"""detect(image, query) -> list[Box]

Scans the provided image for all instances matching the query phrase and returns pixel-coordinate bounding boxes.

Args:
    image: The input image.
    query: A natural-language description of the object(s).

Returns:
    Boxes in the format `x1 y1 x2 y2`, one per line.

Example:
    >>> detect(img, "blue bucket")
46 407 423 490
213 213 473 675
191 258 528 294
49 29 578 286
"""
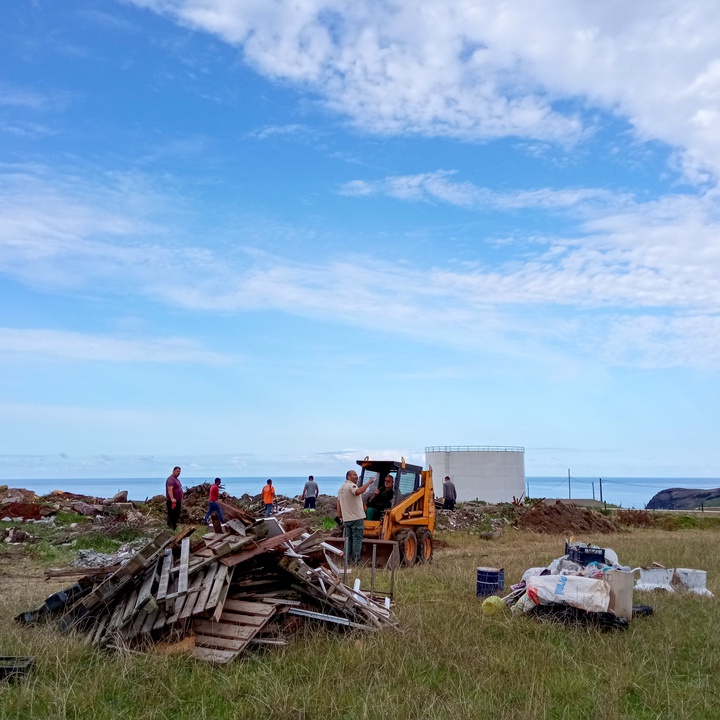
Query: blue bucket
476 566 504 597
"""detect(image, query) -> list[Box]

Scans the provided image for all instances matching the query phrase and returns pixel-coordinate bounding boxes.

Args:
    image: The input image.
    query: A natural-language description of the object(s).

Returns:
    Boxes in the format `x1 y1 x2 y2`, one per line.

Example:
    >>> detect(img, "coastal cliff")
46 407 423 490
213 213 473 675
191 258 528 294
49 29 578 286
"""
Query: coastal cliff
646 487 720 510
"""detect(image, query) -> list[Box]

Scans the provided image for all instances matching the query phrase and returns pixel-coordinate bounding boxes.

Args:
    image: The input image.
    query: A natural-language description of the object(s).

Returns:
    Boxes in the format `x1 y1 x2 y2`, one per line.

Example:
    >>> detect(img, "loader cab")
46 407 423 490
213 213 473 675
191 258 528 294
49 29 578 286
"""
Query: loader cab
356 459 423 506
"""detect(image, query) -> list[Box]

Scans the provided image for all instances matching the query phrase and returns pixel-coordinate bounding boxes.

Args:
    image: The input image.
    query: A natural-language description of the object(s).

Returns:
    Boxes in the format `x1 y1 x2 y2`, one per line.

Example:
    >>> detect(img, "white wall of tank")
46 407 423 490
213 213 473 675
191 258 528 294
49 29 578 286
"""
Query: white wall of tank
425 446 525 503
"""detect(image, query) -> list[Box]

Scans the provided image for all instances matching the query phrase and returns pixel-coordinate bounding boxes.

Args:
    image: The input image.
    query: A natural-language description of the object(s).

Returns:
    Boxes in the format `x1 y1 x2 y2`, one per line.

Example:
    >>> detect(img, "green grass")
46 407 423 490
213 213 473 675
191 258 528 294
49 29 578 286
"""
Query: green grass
2 528 720 718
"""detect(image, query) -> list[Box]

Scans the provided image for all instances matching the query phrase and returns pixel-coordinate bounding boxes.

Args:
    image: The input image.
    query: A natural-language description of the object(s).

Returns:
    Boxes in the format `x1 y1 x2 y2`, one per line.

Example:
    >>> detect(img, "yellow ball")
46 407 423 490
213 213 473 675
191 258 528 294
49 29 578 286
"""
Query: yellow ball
482 595 506 616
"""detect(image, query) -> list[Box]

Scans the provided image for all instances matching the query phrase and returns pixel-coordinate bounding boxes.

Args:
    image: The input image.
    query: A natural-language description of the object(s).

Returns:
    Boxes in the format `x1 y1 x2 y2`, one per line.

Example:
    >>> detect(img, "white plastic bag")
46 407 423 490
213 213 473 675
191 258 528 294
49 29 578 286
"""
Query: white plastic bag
526 574 610 613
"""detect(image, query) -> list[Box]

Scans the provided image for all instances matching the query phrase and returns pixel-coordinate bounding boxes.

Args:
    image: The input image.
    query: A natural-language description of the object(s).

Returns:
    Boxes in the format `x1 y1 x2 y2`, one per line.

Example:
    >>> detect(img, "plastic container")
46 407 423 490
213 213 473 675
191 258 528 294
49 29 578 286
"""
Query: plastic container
477 567 504 597
565 542 605 566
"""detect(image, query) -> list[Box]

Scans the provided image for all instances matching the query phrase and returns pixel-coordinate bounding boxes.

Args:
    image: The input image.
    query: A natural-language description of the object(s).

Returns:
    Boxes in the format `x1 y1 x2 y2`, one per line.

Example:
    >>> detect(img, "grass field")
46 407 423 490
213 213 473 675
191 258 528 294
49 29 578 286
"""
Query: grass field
1 527 719 719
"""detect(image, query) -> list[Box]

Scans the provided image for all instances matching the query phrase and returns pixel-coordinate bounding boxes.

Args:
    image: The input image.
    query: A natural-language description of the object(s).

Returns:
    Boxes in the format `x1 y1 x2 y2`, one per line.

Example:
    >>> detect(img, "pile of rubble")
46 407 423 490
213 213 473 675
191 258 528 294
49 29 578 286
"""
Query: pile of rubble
516 500 618 534
18 518 396 665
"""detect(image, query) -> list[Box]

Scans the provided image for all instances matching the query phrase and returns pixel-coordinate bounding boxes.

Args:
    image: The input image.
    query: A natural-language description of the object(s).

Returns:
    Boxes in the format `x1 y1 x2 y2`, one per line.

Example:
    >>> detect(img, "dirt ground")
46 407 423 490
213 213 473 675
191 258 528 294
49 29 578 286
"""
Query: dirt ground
0 545 67 608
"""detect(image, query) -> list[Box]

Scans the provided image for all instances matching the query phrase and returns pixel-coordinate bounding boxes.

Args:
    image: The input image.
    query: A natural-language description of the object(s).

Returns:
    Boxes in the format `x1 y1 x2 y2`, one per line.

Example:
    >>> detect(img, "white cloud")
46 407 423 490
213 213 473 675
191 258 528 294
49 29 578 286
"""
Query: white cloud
129 0 720 179
0 328 234 364
3 163 720 369
339 171 626 212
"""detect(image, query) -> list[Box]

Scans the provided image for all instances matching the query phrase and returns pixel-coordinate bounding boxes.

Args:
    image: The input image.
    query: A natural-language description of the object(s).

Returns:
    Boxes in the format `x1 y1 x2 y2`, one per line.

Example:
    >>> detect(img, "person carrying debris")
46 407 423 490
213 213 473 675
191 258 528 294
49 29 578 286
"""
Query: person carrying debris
165 466 183 529
365 474 394 521
337 469 375 564
302 475 319 511
203 478 226 525
262 479 276 517
443 475 457 511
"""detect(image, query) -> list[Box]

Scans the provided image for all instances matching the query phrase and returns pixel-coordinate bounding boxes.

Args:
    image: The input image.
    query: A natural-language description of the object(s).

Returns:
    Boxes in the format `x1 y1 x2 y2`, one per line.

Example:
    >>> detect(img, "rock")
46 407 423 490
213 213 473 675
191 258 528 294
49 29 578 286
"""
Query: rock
71 501 98 516
646 487 720 510
102 490 129 505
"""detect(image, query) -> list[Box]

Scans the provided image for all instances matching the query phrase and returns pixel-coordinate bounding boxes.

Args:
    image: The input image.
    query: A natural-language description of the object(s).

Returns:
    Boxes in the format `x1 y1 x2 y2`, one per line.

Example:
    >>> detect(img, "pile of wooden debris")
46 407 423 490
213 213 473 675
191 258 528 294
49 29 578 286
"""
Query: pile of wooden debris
17 518 396 665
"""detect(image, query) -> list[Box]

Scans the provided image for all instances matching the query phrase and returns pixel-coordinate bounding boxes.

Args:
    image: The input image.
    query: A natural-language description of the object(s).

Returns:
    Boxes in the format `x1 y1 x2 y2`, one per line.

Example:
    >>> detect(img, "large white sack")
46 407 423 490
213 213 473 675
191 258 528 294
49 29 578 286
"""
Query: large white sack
526 574 610 613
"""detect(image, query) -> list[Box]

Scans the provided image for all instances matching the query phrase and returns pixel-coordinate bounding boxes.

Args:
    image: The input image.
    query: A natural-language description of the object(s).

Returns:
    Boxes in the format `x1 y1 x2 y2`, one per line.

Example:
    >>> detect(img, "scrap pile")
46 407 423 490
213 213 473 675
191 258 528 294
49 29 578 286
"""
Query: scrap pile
497 542 637 630
17 519 395 665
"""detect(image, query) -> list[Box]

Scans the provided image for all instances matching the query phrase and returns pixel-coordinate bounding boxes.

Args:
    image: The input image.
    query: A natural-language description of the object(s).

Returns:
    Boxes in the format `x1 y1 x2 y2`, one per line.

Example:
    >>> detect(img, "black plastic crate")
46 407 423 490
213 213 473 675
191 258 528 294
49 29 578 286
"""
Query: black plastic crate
565 542 605 566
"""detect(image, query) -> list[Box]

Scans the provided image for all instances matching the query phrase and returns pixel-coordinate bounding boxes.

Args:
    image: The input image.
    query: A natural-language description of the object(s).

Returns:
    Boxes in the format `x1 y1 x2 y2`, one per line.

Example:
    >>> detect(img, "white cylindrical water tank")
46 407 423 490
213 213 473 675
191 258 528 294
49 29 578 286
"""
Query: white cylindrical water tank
425 445 525 503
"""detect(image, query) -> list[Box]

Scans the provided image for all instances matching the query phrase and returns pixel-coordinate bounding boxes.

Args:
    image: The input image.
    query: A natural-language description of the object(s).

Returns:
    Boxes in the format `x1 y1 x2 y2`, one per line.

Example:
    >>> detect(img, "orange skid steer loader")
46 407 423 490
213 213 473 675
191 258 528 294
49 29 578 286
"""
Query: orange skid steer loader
348 457 436 566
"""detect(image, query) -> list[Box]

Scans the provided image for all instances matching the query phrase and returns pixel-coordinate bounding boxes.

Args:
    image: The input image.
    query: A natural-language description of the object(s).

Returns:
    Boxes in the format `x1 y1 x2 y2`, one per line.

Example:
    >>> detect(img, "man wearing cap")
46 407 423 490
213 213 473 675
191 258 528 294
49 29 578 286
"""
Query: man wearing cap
203 478 226 525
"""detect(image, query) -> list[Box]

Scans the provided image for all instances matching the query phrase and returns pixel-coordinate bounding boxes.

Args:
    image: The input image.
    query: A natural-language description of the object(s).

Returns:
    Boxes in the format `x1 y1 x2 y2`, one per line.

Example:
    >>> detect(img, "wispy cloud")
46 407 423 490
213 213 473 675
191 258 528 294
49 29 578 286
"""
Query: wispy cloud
2 163 720 369
339 171 627 212
0 328 235 364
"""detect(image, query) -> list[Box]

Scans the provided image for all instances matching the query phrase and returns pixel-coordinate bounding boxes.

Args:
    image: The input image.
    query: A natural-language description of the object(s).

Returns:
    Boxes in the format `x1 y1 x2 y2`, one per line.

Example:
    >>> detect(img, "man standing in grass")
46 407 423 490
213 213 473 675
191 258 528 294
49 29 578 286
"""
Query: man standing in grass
302 475 319 511
337 469 374 564
262 479 276 517
443 475 457 511
166 466 183 529
203 478 225 525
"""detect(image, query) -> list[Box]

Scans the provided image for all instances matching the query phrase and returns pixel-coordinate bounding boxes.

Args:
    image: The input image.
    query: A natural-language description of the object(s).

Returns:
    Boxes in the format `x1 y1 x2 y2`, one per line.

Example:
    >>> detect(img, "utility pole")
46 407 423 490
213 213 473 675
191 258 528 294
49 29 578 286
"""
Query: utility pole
592 481 595 501
599 478 603 503
568 469 571 500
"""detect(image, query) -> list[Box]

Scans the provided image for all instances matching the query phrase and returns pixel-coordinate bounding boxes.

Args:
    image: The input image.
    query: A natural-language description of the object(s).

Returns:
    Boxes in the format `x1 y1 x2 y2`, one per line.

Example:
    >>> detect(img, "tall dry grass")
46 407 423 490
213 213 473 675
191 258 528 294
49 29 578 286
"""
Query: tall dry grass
1 528 719 719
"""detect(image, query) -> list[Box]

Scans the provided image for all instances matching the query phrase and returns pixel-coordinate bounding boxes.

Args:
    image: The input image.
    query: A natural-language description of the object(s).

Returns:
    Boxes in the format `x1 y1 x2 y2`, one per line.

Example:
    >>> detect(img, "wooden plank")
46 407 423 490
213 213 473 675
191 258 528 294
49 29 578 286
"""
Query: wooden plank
91 610 111 645
211 536 254 557
218 611 269 627
211 577 231 622
189 647 237 665
107 591 132 629
166 594 188 625
178 537 190 594
134 559 159 611
140 606 160 634
205 565 229 610
152 606 167 631
220 527 305 567
191 564 218 615
193 620 256 641
193 547 215 558
179 570 207 621
222 599 275 616
195 634 248 651
225 519 246 536
156 550 173 600
210 513 223 533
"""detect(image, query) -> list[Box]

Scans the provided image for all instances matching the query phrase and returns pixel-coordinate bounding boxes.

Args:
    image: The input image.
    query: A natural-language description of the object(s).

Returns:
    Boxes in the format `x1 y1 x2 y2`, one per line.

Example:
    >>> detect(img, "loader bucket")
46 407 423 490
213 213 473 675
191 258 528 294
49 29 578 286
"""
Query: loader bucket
323 537 400 570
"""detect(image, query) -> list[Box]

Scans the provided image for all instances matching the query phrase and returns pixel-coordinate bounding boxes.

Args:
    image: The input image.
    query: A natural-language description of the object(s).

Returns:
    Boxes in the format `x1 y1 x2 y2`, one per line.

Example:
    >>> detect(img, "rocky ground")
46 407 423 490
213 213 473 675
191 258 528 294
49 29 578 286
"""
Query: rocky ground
1 481 626 548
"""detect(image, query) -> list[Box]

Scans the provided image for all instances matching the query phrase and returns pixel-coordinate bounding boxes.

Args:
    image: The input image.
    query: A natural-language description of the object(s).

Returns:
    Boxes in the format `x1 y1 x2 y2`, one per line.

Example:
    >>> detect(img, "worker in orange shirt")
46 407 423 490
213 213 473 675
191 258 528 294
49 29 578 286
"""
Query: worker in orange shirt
262 478 276 517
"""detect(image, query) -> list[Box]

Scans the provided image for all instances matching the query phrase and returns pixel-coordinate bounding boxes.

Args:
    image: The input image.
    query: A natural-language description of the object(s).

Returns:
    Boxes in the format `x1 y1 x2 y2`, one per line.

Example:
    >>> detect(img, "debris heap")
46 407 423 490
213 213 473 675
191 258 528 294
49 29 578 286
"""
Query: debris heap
516 500 618 534
18 519 395 665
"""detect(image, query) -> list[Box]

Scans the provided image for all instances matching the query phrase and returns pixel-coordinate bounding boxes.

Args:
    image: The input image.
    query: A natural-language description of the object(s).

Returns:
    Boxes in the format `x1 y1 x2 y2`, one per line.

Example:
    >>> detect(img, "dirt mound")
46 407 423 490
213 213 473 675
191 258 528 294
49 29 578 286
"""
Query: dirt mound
516 500 618 534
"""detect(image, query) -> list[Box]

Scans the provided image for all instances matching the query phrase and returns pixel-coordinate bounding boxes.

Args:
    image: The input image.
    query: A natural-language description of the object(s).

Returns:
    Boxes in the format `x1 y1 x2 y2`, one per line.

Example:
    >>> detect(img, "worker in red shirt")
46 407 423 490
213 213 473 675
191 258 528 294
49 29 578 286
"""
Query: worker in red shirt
203 478 225 525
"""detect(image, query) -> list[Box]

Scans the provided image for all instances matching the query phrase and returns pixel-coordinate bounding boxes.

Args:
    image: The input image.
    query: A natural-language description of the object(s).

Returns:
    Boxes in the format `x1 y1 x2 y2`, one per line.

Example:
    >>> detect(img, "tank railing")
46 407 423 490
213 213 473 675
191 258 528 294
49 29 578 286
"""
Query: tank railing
424 445 525 453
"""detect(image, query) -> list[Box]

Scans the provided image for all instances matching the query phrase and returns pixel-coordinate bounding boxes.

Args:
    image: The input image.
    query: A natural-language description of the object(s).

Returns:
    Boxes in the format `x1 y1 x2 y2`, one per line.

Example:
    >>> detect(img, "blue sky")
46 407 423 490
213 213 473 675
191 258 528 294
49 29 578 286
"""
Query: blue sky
2 1 720 480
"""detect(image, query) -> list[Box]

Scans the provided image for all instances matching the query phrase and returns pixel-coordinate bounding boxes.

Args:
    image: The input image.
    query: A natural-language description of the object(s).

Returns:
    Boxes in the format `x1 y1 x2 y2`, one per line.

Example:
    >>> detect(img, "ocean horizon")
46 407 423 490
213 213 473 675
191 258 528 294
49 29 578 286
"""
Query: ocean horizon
3 475 720 509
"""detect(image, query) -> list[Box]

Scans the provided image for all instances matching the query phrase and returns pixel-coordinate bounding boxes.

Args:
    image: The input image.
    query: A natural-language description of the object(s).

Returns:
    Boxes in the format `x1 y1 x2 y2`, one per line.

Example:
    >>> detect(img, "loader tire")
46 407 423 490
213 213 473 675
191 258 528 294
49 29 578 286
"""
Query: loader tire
394 530 417 566
416 529 433 563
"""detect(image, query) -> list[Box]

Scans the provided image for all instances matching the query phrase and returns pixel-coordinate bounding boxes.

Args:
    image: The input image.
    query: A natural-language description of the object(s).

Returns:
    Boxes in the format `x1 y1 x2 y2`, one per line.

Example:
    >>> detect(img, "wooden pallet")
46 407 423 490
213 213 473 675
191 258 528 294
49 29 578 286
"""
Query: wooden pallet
190 600 278 664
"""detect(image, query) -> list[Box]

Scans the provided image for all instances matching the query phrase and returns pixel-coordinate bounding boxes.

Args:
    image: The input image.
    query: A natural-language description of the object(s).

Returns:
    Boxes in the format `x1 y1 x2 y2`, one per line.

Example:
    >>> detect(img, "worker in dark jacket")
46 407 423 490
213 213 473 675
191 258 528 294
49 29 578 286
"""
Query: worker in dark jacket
443 475 457 511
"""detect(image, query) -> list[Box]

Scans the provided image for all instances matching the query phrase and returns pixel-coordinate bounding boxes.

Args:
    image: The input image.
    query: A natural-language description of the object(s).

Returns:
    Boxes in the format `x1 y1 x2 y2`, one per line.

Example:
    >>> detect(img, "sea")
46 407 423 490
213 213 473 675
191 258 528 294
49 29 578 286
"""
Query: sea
3 475 720 509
